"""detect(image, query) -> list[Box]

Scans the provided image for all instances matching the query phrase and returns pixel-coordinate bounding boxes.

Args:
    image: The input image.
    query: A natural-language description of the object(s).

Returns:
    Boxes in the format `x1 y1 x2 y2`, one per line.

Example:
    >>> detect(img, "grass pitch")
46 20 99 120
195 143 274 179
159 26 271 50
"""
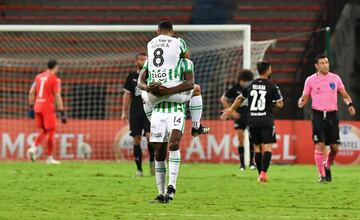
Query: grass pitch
0 161 359 220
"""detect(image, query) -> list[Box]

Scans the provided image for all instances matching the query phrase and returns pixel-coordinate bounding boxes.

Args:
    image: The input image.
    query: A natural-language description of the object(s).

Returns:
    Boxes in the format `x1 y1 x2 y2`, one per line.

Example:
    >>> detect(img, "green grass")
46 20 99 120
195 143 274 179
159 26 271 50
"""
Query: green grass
0 162 359 220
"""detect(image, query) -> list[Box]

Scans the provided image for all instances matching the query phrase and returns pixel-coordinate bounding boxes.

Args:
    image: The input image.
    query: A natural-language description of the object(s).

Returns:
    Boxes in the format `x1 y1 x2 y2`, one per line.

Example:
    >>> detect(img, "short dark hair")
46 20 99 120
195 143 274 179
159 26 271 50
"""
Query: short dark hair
257 61 271 75
237 69 254 82
135 52 146 59
158 21 173 31
47 59 58 69
315 54 328 64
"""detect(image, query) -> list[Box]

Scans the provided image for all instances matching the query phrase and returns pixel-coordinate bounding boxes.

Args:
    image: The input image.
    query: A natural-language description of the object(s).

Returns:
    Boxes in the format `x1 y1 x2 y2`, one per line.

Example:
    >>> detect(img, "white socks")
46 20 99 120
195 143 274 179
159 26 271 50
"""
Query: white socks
155 160 166 195
189 95 203 129
169 150 181 189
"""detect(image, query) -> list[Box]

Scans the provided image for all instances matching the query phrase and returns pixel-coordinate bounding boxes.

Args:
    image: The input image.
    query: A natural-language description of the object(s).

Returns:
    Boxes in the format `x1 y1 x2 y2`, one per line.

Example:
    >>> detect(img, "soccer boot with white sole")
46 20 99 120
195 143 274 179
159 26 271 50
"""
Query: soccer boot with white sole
163 185 176 203
27 147 37 162
191 125 210 137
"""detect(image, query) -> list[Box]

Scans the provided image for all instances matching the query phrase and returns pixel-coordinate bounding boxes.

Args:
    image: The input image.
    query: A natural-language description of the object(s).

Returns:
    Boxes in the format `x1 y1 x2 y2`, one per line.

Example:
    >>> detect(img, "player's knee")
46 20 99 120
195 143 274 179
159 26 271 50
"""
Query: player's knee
133 135 142 145
168 141 180 151
155 151 166 161
192 84 201 96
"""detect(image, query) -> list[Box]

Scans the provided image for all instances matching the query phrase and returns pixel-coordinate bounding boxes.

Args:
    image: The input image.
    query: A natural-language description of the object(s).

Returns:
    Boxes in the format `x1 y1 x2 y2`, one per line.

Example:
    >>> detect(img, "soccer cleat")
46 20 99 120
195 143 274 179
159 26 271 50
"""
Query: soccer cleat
324 164 332 182
240 166 245 171
318 176 326 183
191 125 210 137
257 171 268 182
150 161 155 176
135 170 143 177
149 194 165 204
163 185 176 203
27 147 37 162
249 164 256 170
46 157 61 165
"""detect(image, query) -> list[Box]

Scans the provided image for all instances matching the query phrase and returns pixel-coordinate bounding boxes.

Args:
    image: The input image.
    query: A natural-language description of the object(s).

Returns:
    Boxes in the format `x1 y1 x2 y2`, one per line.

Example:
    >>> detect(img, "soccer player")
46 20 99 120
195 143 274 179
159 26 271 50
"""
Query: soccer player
139 20 209 136
298 54 356 183
220 69 255 170
221 61 283 182
27 59 67 164
121 52 155 177
139 57 194 203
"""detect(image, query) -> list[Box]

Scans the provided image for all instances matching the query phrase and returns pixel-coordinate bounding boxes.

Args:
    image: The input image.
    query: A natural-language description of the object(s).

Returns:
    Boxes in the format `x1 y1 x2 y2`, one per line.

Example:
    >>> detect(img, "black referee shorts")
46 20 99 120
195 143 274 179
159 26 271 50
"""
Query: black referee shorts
312 110 340 145
249 126 276 145
129 114 150 137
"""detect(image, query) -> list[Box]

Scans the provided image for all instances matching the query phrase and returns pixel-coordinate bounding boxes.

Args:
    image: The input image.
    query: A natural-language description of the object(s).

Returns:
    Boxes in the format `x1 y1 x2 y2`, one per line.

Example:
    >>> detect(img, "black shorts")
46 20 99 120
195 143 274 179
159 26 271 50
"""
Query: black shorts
234 115 248 130
312 110 340 145
129 114 150 137
249 126 276 145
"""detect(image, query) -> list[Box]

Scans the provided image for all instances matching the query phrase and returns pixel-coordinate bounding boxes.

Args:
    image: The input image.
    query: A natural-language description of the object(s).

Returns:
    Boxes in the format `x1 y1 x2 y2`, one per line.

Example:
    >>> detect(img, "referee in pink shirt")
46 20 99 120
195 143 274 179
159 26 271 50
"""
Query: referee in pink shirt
298 54 356 183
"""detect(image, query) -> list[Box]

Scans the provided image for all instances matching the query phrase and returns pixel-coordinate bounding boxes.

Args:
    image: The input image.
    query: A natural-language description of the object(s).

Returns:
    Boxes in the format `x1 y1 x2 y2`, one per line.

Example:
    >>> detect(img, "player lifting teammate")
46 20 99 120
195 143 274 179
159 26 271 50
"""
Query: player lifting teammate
139 20 209 136
221 61 283 182
27 59 67 164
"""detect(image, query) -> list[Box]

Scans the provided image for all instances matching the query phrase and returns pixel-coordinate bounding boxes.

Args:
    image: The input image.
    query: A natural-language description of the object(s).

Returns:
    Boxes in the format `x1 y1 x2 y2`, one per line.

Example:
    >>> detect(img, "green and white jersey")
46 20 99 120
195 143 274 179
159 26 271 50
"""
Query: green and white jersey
146 34 189 87
153 101 186 114
143 58 194 87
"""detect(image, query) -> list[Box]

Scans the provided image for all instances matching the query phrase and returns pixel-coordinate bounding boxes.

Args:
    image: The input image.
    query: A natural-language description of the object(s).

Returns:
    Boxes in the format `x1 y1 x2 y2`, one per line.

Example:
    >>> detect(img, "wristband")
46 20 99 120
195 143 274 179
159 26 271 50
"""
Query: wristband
348 103 355 108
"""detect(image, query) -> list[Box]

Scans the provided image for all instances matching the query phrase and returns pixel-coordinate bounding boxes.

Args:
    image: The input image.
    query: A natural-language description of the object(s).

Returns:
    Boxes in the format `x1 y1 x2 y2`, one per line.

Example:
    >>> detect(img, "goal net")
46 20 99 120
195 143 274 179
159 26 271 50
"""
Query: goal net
0 25 274 162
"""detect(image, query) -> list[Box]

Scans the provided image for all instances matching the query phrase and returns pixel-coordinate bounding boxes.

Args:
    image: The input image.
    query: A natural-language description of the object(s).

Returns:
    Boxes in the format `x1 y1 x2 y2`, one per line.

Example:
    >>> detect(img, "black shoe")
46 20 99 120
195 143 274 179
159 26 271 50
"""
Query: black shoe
163 185 176 203
149 194 165 203
191 125 210 137
318 176 326 183
324 164 332 182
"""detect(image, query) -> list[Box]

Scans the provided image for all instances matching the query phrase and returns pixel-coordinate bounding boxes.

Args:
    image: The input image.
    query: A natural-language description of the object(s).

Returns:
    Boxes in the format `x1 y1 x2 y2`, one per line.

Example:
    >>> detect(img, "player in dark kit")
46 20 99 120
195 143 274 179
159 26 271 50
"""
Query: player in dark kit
221 61 283 182
122 52 155 177
220 69 256 170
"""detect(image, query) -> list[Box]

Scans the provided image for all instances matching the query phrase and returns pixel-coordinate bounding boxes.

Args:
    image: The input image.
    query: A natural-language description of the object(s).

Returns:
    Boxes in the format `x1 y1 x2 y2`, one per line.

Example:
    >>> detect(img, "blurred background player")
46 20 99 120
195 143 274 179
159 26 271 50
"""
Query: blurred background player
139 20 209 137
221 61 283 182
298 54 356 183
220 69 255 170
27 59 67 164
121 52 155 177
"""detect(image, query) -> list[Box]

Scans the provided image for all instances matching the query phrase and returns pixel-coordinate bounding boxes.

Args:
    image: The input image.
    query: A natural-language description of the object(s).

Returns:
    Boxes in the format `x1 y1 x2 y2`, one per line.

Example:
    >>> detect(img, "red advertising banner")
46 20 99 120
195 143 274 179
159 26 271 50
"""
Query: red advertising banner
1 119 359 164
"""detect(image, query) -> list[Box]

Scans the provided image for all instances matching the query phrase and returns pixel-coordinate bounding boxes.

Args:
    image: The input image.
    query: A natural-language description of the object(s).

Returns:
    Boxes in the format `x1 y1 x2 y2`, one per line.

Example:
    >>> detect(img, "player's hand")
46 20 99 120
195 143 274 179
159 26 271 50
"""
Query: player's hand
147 82 161 94
60 111 67 124
220 108 234 120
156 85 171 96
27 105 35 119
298 98 305 108
121 112 129 121
231 111 240 120
348 106 356 116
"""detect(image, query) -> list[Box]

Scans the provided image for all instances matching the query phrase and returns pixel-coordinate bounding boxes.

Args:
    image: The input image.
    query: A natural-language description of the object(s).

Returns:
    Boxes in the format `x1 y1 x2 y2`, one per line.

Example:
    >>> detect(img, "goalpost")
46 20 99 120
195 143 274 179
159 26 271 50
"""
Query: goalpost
0 25 274 162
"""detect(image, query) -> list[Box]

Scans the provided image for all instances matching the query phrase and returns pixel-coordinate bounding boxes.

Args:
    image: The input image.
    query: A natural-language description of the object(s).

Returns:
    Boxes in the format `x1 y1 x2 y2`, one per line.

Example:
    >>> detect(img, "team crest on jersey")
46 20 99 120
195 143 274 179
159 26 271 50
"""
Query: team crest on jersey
329 82 336 90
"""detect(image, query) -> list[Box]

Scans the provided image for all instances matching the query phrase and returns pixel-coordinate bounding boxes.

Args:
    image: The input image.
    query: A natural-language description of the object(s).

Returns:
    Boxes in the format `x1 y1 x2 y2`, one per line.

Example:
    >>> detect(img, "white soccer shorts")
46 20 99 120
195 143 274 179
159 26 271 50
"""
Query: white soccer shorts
149 111 186 143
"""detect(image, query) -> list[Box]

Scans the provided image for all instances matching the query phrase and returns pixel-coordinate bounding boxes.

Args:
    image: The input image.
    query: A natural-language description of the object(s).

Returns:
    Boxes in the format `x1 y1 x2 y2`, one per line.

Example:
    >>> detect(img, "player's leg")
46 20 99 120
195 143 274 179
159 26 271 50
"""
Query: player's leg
129 115 145 177
324 114 340 182
44 112 60 164
258 126 277 182
250 127 262 175
249 140 256 170
189 85 210 136
312 114 327 182
149 111 168 202
28 112 47 161
144 116 155 176
235 128 246 170
164 113 185 203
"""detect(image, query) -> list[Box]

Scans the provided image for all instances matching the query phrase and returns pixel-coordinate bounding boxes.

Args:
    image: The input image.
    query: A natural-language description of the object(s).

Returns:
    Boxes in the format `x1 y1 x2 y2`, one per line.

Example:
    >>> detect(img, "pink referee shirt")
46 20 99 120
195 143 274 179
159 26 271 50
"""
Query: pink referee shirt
303 72 345 111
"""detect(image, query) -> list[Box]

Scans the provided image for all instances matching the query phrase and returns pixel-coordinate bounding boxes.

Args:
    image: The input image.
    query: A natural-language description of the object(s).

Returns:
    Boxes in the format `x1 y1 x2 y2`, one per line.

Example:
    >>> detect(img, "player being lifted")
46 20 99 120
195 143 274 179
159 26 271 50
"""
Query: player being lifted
139 20 209 137
220 69 256 170
27 59 67 164
221 61 283 182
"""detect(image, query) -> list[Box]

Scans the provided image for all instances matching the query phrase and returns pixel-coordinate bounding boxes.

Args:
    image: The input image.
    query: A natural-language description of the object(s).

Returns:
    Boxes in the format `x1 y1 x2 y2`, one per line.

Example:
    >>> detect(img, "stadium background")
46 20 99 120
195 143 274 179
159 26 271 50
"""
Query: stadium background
1 0 360 165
